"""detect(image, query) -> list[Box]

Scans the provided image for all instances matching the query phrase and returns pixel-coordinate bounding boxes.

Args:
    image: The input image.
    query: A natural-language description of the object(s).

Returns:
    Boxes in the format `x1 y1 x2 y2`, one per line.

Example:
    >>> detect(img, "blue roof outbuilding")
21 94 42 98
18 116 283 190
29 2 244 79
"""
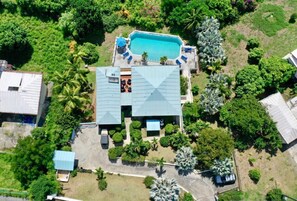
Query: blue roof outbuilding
53 150 75 171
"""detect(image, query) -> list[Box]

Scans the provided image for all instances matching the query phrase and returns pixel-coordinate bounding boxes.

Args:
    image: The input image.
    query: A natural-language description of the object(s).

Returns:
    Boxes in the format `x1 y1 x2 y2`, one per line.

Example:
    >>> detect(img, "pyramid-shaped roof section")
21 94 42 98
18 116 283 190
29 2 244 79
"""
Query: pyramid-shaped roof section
96 67 121 125
260 92 297 144
131 66 181 117
0 72 43 115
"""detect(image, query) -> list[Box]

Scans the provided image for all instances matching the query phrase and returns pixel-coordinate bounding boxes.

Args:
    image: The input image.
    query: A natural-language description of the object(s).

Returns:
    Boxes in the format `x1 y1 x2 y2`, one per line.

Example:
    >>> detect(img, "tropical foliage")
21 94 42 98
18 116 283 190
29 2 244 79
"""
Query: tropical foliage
150 178 180 201
196 17 225 69
248 47 264 65
220 95 282 152
175 147 197 173
211 158 233 176
185 120 210 135
95 167 107 191
144 176 156 189
248 169 261 183
194 128 234 169
170 132 190 150
200 88 224 115
266 188 283 201
235 65 265 97
29 175 60 201
180 76 188 95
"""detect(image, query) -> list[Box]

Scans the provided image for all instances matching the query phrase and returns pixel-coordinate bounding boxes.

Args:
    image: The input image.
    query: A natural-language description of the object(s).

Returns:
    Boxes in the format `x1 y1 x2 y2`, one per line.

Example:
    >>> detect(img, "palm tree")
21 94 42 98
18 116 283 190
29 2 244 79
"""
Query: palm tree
151 137 158 151
156 157 165 175
69 50 88 66
142 51 148 64
183 8 202 31
57 85 90 113
95 167 106 180
160 56 168 65
150 178 180 201
211 158 233 176
175 146 197 174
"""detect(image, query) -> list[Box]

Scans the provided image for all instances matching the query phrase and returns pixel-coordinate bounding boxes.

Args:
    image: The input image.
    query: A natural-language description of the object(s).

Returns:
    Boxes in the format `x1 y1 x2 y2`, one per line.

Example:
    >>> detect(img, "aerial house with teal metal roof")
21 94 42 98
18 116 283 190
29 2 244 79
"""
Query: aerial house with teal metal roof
53 150 75 182
96 66 182 131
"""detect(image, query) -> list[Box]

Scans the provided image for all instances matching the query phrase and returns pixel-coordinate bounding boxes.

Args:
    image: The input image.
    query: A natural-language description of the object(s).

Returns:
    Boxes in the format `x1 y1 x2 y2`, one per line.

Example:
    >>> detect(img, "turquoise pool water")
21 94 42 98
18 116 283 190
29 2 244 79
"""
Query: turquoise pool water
129 32 182 61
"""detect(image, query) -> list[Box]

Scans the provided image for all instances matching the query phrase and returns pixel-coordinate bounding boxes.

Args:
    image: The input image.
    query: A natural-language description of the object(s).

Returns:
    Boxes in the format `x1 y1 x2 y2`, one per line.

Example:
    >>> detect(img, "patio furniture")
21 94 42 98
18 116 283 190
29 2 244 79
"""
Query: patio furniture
184 47 192 53
128 87 132 92
122 52 129 59
181 55 188 62
127 55 133 63
127 79 131 85
176 59 182 66
121 79 126 85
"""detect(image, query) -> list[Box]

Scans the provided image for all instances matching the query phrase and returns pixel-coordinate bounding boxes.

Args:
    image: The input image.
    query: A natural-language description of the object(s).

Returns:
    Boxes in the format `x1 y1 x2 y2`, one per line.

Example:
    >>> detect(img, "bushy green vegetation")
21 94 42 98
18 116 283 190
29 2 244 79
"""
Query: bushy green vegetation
248 169 261 183
108 147 124 160
220 95 282 152
218 190 244 201
180 192 194 201
143 176 156 189
180 76 188 95
252 4 288 36
266 188 283 201
194 128 234 169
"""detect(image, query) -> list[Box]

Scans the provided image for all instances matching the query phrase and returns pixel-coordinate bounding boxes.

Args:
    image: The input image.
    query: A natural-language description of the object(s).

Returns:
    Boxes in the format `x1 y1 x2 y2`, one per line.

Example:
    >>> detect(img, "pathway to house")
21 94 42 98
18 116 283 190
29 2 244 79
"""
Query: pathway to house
73 127 216 201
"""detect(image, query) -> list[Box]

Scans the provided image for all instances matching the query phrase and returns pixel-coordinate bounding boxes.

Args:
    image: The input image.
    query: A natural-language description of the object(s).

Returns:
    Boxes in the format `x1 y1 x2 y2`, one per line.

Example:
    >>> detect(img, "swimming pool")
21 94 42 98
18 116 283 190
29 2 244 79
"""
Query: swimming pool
129 31 182 61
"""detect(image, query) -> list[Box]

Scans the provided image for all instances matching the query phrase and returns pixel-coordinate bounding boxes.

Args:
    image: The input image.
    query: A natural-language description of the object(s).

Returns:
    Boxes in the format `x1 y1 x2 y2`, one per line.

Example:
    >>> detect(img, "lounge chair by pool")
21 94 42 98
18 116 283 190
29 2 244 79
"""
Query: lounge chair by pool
184 47 192 53
176 59 182 66
181 55 188 62
127 55 133 63
122 52 129 58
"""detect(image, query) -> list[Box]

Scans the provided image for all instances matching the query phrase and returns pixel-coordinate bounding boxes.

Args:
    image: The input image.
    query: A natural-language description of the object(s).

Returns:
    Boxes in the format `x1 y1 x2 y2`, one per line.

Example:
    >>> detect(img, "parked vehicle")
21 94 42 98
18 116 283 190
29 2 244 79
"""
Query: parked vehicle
214 173 236 185
100 129 109 148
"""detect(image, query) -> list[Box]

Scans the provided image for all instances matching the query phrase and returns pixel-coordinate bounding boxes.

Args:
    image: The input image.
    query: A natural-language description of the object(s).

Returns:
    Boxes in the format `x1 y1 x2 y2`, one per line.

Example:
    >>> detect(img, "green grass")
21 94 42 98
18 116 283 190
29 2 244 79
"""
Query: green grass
191 72 209 101
252 4 288 36
0 153 23 190
0 11 70 77
225 29 247 48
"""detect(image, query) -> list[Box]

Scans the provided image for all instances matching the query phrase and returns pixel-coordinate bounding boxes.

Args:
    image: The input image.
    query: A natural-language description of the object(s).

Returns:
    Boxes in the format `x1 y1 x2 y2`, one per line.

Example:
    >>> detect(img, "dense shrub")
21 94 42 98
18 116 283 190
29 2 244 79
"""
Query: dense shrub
191 85 199 96
108 147 124 160
70 169 78 177
0 22 28 53
143 176 155 189
266 188 283 201
121 153 145 163
78 42 99 65
246 38 260 50
165 124 178 135
108 130 116 136
121 129 127 139
248 48 264 65
98 179 107 191
170 132 190 150
131 129 142 141
289 13 297 23
131 120 142 129
29 175 59 201
180 76 188 95
112 132 123 143
249 169 261 183
160 136 171 147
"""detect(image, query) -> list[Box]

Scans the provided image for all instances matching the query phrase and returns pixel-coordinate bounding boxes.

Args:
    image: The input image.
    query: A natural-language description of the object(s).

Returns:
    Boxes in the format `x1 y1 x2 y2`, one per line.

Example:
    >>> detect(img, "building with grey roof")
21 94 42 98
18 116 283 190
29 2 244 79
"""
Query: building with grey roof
96 66 182 129
260 92 297 144
0 71 46 125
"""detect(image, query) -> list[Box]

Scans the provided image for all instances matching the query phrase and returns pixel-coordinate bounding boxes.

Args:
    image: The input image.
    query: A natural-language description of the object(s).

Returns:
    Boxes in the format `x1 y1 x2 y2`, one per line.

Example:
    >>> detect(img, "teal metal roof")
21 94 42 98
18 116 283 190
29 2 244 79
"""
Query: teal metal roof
53 150 75 171
96 67 121 125
146 119 160 131
131 66 181 116
121 93 132 106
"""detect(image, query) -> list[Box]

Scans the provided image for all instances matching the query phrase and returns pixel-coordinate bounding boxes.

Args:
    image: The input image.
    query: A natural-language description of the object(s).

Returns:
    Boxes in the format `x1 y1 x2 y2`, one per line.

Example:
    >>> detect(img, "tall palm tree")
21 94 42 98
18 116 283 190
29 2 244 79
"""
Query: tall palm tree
52 70 80 93
156 157 165 175
57 85 90 113
183 8 202 31
151 137 158 151
142 51 148 64
95 167 106 180
150 178 180 201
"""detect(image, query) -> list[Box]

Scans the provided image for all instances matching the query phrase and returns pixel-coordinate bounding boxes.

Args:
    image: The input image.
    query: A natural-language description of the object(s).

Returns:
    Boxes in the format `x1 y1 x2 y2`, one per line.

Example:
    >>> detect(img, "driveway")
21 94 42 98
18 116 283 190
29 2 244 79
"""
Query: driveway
72 127 216 201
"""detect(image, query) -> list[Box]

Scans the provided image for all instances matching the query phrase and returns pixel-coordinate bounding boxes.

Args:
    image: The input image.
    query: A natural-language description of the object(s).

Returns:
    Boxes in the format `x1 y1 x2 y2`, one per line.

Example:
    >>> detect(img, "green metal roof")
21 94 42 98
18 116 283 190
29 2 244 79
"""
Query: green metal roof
146 119 160 131
96 67 121 125
131 66 181 117
53 150 75 171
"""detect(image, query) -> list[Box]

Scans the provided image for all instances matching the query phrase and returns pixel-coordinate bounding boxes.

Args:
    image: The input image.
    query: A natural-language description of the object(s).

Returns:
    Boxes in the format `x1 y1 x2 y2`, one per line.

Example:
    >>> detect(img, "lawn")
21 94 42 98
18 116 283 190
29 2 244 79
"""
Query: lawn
94 26 135 67
234 148 297 200
191 72 209 101
147 142 176 163
63 173 149 201
0 153 23 191
222 0 297 76
0 11 70 77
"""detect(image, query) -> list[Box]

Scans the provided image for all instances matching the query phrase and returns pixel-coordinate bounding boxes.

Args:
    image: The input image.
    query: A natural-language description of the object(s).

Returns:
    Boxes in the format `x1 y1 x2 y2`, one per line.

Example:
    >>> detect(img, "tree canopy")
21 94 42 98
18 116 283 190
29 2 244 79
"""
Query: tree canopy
29 175 59 201
220 95 282 152
0 22 28 53
11 136 54 188
194 128 234 169
259 57 296 89
235 65 265 97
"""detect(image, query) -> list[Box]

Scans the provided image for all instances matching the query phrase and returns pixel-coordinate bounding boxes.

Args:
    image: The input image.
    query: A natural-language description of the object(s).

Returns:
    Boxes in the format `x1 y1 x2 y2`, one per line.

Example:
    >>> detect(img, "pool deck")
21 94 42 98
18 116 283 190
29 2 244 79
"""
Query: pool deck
111 34 198 104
